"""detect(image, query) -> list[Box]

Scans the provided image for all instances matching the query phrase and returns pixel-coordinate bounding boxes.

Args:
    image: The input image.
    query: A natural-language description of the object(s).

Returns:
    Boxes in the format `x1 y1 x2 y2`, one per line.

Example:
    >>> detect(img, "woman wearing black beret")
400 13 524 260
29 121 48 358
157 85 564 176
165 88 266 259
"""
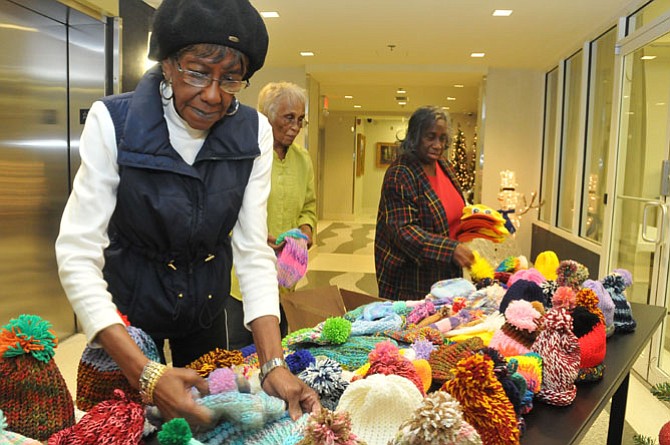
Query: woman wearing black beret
56 0 320 428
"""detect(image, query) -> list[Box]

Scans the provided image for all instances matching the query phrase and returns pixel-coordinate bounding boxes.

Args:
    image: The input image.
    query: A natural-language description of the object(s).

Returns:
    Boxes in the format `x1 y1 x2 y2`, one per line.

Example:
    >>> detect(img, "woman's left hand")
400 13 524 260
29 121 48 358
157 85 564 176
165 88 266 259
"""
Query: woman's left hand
261 366 321 420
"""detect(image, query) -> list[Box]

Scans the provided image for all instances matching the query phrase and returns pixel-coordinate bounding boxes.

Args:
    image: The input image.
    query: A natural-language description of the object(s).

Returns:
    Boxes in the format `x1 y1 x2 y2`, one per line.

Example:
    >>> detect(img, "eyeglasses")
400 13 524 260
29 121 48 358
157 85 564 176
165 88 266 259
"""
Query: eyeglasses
282 114 308 128
175 63 249 94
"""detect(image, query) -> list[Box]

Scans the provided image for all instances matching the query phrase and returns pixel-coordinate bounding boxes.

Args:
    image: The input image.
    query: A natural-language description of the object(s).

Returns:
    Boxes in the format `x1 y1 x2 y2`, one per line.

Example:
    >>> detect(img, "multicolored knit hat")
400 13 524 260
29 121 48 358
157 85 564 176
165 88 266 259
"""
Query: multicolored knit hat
0 314 75 441
428 337 484 385
489 300 543 357
583 279 615 337
571 307 606 383
276 230 309 289
48 389 144 444
602 270 637 333
509 352 543 394
555 260 590 290
0 409 41 444
531 308 581 406
336 373 423 445
389 390 482 445
77 320 161 411
442 353 520 445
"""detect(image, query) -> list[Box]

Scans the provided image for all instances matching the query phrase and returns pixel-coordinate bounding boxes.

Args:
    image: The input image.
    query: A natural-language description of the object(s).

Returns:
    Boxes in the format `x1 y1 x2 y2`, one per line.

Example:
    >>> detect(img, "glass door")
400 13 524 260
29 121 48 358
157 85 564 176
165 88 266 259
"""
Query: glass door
608 22 670 385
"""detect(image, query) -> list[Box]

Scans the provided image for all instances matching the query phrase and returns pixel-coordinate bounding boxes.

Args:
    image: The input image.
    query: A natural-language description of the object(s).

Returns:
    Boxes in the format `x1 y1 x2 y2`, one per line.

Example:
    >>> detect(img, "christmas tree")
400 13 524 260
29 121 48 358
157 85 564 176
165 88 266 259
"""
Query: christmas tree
451 125 475 198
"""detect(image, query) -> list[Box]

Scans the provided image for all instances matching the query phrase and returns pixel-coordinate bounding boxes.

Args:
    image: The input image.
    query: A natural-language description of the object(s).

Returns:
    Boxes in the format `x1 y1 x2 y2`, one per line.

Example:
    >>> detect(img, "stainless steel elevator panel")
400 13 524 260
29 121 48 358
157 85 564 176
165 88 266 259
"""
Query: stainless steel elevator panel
0 0 106 339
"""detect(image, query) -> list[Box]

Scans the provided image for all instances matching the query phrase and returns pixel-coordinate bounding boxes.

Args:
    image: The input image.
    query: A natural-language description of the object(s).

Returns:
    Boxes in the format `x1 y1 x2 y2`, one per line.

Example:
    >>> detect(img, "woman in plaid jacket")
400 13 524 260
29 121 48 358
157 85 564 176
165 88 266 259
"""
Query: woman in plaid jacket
375 106 474 300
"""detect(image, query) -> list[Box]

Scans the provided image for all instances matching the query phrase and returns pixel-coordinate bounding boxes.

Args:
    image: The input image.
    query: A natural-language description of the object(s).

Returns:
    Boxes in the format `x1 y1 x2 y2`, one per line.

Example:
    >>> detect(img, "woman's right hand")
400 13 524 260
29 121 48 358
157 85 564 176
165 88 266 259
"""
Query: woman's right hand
152 367 214 428
453 243 475 269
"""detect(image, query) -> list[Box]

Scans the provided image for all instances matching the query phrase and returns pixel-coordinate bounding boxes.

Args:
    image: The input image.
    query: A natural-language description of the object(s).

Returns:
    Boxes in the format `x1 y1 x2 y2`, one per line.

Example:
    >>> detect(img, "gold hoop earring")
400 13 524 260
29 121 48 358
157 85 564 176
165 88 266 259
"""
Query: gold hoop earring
160 79 173 100
226 96 240 116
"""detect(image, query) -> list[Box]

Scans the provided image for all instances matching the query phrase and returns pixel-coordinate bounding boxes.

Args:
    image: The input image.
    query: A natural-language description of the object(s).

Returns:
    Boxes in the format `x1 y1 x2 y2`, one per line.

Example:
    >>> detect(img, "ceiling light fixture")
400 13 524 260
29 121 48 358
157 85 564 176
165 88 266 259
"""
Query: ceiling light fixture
641 55 656 60
344 95 353 99
447 97 456 101
471 52 486 58
492 9 513 16
396 88 406 94
398 101 407 105
260 11 279 18
354 105 362 108
454 84 464 88
300 51 315 57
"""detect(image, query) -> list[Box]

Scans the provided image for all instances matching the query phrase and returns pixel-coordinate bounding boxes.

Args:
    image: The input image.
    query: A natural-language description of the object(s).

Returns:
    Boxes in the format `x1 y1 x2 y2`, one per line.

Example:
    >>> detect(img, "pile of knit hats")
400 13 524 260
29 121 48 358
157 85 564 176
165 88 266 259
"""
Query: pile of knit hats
0 314 75 441
76 313 161 410
455 204 510 244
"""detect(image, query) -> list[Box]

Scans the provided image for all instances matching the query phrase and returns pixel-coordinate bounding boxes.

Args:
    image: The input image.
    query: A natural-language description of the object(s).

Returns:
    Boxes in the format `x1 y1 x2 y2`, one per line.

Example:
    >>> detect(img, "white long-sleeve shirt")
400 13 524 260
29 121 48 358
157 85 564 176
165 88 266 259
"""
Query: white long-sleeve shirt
55 98 280 345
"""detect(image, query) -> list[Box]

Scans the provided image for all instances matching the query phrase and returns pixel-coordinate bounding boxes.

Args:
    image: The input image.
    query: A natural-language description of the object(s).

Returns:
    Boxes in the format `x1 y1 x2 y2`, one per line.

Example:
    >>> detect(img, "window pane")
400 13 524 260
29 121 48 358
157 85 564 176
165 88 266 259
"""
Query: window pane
581 27 616 243
540 68 559 224
627 0 670 34
557 50 584 231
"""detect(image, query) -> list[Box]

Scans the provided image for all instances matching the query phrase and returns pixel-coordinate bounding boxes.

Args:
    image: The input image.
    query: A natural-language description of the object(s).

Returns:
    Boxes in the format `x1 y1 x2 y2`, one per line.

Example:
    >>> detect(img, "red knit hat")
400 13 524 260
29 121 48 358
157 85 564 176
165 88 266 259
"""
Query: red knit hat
531 308 581 406
0 314 75 441
364 341 425 395
571 306 606 383
48 389 144 444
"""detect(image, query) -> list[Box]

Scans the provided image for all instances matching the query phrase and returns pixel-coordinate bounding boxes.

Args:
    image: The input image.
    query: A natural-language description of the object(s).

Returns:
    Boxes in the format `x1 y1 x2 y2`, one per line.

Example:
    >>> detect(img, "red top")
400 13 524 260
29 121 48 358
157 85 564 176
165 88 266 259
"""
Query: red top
428 161 465 239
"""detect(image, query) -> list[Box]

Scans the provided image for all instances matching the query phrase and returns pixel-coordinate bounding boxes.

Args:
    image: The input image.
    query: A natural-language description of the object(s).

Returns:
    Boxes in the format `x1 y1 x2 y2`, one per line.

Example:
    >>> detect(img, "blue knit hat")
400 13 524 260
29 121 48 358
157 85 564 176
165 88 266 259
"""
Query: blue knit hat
601 270 636 333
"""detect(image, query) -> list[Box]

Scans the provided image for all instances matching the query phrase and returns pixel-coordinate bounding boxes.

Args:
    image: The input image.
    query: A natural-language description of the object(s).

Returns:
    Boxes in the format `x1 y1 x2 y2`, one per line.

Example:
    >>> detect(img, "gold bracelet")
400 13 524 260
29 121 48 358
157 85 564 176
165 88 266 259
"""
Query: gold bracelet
139 360 168 405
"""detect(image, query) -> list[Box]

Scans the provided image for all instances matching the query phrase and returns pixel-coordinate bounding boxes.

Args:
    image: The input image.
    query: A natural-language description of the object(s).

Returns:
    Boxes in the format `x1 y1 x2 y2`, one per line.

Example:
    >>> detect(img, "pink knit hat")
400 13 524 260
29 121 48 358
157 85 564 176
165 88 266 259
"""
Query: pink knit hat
489 300 543 357
276 235 309 288
531 308 581 406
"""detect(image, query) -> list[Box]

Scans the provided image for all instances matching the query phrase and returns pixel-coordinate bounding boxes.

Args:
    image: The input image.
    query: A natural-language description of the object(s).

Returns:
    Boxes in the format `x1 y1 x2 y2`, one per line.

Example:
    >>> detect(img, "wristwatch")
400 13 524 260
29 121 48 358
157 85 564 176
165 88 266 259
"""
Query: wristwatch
259 357 288 384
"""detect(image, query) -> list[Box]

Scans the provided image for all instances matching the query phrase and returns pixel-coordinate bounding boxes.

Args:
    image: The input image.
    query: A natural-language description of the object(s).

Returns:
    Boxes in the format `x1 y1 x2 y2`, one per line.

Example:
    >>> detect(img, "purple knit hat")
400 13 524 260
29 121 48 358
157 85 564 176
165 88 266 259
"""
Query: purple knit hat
583 279 615 337
276 235 309 288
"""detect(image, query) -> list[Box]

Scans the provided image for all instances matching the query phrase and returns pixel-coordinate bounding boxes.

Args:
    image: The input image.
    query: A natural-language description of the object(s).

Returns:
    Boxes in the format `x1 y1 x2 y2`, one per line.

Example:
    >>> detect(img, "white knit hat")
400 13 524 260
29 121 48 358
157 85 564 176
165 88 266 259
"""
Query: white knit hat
336 374 423 445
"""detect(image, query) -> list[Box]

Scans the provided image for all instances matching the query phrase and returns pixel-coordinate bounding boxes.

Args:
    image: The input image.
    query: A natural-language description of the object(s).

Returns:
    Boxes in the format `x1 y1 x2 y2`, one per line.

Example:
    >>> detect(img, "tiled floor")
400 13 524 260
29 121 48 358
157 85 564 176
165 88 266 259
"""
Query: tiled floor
54 219 670 444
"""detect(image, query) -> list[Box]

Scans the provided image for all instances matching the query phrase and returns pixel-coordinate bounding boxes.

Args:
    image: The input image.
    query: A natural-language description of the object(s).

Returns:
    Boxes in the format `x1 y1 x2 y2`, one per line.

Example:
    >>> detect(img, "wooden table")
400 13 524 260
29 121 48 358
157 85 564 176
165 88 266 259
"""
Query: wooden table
522 303 665 445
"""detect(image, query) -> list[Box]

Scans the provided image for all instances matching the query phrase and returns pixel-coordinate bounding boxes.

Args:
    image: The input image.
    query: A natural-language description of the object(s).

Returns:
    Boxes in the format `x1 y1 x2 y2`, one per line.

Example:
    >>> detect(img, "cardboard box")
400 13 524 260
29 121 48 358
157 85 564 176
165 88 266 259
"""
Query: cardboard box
281 285 386 332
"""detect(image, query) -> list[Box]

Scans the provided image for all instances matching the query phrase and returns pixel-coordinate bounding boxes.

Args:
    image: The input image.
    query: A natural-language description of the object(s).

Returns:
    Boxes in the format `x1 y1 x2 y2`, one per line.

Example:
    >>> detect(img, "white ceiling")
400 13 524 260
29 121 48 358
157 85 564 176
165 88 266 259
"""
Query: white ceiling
143 0 644 114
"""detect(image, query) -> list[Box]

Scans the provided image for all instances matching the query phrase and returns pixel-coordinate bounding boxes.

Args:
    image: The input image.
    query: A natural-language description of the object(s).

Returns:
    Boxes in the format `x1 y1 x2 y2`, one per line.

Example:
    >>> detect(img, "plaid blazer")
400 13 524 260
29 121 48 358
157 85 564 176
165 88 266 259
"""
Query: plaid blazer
375 154 466 300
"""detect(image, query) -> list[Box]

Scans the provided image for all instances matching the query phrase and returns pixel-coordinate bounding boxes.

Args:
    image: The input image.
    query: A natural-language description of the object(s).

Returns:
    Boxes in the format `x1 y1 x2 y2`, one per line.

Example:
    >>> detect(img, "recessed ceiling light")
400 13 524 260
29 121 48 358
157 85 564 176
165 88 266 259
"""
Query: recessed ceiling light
353 105 362 108
300 51 315 57
442 106 450 110
641 55 656 60
492 9 513 16
398 101 407 105
454 84 464 88
260 11 279 18
396 88 406 94
471 52 486 58
344 95 353 99
447 97 456 101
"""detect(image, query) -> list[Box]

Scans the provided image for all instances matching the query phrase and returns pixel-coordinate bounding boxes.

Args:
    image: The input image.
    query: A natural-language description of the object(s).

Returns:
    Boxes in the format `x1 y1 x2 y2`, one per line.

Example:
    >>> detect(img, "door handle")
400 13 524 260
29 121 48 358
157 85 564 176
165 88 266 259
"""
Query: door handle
642 201 666 245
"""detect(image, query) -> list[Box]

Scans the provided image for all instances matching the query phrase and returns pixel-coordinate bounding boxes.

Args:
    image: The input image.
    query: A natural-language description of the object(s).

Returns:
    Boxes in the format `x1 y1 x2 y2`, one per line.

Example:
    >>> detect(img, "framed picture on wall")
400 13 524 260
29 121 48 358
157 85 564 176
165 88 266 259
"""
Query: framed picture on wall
376 142 399 167
356 133 366 176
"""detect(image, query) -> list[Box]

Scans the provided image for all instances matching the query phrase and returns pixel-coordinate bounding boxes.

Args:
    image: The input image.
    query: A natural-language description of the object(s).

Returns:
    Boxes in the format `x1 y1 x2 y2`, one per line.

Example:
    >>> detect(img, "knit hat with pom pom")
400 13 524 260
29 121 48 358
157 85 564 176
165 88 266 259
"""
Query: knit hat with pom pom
531 308 581 406
76 315 161 411
489 300 544 357
364 340 425 395
442 353 520 445
389 390 482 445
0 314 75 441
571 306 606 383
429 337 484 385
336 373 423 445
583 279 616 337
498 279 547 314
555 260 590 290
602 270 637 333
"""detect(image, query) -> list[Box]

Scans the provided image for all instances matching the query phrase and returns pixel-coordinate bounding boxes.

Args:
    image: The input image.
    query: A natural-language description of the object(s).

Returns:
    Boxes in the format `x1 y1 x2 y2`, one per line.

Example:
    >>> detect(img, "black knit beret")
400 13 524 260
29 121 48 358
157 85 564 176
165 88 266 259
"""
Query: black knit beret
148 0 269 80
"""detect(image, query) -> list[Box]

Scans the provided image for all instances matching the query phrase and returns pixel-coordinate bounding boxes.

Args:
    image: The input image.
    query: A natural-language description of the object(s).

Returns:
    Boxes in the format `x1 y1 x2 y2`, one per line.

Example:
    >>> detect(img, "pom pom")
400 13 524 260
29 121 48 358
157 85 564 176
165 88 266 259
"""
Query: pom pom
552 286 576 310
322 317 352 344
411 339 437 361
0 314 57 362
470 250 495 281
158 418 193 445
208 367 238 394
300 407 364 445
556 260 589 290
285 349 316 374
505 300 542 332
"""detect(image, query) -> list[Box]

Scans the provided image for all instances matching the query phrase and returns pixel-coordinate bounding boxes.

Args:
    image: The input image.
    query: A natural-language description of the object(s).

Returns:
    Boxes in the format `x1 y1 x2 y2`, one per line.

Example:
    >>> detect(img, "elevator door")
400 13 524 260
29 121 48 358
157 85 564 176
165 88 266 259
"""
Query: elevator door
0 0 105 339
